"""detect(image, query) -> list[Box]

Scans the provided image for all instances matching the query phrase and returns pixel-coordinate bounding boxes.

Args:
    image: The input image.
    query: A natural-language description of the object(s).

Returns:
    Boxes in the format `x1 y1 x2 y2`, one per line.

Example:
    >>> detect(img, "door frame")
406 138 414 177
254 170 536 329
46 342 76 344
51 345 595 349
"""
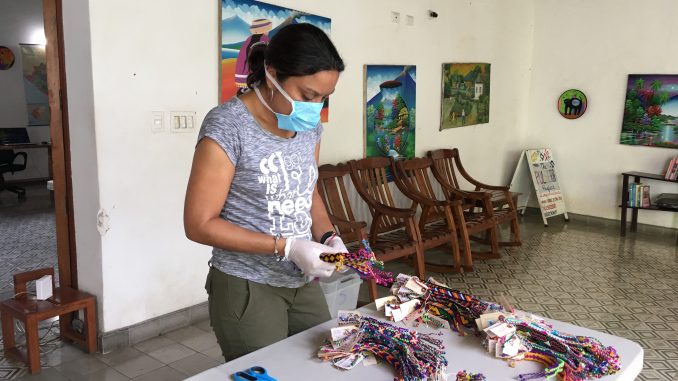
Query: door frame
43 0 77 288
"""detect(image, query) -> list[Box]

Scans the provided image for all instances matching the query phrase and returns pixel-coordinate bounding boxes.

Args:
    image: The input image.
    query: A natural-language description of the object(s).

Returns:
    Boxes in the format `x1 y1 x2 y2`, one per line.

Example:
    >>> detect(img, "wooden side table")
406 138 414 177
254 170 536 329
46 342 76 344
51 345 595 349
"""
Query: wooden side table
0 269 97 374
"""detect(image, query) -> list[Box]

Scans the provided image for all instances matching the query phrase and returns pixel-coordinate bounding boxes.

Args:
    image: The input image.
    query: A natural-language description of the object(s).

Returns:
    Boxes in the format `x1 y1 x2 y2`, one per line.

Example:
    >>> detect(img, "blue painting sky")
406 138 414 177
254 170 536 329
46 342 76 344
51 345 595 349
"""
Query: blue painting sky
222 0 330 33
366 65 417 100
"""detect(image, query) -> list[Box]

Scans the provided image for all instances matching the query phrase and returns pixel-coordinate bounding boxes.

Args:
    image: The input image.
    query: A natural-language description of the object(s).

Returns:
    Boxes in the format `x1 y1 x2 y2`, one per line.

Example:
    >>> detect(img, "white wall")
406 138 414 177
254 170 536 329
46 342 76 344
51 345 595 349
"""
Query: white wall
0 0 51 180
61 0 104 323
527 0 678 228
75 0 534 331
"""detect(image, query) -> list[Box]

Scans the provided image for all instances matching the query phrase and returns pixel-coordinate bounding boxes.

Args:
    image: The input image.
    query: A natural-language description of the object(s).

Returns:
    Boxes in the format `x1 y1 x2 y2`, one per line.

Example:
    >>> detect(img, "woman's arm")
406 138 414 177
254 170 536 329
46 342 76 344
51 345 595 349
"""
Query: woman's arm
184 138 285 254
310 141 335 242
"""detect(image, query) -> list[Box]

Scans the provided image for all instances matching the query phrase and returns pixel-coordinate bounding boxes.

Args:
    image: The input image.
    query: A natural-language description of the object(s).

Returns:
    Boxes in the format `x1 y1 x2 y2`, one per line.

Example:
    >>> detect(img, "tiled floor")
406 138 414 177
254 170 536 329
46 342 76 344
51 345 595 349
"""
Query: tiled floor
2 190 678 379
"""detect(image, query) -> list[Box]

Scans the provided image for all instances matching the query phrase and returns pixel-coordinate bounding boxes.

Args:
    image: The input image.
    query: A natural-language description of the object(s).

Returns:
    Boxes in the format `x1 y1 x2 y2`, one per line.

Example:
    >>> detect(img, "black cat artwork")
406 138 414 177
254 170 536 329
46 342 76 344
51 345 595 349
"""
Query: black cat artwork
558 89 587 119
563 96 583 115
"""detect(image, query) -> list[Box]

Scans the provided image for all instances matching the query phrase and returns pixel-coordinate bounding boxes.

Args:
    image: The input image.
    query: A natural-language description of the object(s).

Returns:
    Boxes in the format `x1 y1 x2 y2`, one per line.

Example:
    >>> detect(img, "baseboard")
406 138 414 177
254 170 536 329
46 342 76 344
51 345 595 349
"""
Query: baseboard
98 302 209 354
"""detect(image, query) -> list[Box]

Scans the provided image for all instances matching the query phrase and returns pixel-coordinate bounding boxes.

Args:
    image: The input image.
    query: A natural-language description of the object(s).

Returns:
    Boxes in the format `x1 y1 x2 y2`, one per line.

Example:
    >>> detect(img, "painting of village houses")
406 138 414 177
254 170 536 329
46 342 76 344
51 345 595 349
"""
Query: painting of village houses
620 74 678 148
364 65 416 161
220 0 331 121
440 63 491 130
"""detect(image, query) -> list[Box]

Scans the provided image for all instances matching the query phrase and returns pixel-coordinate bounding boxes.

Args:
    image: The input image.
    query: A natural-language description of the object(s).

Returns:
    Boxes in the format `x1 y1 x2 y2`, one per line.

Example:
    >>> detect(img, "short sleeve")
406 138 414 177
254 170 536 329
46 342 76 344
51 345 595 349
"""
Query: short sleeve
315 122 324 144
197 105 241 167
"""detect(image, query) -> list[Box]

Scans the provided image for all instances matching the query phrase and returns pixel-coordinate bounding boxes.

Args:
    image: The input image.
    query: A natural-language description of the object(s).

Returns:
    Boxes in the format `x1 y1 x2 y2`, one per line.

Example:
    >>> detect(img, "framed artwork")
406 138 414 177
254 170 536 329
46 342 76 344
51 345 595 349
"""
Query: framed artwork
620 74 678 148
0 46 15 70
557 89 587 119
440 63 490 130
363 65 416 160
219 0 331 122
20 44 49 126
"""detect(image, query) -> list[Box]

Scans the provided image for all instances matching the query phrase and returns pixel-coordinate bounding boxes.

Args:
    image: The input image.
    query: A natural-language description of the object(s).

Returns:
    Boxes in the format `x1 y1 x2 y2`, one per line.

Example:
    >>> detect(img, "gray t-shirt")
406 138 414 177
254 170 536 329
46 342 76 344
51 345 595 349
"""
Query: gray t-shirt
197 97 323 288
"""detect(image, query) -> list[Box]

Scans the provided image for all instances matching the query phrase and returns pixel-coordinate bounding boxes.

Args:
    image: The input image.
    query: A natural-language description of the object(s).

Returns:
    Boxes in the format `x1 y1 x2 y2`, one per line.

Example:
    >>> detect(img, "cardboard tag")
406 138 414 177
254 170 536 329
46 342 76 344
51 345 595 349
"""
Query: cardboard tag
391 299 420 322
477 312 504 330
502 335 521 357
384 303 397 317
375 296 398 311
404 277 428 295
487 338 497 353
337 310 362 326
485 322 515 339
331 325 358 342
333 353 365 370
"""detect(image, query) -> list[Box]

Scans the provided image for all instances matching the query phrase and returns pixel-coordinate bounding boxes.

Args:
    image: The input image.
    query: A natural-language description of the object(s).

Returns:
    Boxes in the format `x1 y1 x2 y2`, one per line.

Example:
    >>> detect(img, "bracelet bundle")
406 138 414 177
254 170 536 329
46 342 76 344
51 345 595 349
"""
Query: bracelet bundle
319 239 393 286
318 312 447 381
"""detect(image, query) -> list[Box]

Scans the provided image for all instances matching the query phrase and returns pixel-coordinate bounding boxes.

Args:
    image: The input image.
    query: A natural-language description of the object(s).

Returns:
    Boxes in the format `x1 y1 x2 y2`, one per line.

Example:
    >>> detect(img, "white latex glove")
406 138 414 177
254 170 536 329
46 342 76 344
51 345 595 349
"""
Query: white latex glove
284 237 337 278
325 235 348 253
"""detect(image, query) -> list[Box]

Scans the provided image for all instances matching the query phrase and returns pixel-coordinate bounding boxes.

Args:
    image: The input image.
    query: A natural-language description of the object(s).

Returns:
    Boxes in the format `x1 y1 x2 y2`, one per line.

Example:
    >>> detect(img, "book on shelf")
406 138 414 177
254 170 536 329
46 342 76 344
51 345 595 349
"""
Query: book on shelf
641 185 651 208
628 183 650 207
666 157 677 180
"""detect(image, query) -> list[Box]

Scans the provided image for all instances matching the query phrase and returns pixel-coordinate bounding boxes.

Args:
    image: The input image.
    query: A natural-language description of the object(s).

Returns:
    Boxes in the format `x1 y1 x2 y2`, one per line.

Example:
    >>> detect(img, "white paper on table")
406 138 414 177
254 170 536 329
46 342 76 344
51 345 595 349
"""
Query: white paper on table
375 296 397 311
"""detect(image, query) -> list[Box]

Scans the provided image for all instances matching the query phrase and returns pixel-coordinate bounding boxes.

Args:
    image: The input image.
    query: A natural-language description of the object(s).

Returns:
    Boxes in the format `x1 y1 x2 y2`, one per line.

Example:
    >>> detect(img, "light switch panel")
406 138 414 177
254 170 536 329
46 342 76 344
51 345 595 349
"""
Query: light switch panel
150 111 164 133
170 111 197 133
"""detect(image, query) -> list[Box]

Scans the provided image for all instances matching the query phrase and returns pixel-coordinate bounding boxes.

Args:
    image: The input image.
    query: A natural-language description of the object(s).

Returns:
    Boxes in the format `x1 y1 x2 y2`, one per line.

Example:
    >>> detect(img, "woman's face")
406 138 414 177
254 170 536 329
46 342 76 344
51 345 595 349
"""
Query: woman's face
267 69 340 115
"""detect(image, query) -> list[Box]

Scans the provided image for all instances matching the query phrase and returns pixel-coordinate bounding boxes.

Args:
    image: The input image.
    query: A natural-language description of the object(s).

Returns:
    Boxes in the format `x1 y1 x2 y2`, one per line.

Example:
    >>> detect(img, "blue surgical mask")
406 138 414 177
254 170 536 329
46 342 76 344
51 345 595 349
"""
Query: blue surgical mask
253 70 323 132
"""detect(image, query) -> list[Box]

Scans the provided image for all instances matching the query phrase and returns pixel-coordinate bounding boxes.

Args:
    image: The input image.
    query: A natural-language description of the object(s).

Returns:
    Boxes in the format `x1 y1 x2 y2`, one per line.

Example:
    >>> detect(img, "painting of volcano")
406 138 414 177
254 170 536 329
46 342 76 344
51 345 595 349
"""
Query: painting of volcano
620 74 678 148
220 0 331 122
364 65 416 161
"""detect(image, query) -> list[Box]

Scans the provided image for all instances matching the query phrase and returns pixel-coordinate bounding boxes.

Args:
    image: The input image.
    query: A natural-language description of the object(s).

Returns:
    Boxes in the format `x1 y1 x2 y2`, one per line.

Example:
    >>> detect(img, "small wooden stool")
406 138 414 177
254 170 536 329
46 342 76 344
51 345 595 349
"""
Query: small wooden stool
0 268 97 374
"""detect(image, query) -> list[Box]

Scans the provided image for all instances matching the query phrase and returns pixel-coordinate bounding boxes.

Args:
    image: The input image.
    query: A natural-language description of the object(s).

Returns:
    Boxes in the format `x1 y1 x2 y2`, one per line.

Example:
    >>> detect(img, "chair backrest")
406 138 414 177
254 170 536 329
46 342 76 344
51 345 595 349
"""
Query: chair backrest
13 267 55 300
317 163 363 244
0 149 15 165
349 157 406 233
394 157 445 224
427 148 461 189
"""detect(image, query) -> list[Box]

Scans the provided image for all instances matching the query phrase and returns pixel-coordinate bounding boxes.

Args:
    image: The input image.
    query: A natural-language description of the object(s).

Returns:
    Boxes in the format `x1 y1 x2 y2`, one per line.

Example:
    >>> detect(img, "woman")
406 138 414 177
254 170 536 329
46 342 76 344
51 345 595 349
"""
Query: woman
184 23 347 361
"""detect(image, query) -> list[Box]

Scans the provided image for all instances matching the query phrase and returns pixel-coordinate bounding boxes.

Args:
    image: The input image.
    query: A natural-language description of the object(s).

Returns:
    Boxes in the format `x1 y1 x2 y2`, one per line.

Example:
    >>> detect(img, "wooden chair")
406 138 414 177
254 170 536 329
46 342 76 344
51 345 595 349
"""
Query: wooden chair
317 163 376 300
428 148 522 247
347 157 427 282
1 268 97 374
391 157 465 272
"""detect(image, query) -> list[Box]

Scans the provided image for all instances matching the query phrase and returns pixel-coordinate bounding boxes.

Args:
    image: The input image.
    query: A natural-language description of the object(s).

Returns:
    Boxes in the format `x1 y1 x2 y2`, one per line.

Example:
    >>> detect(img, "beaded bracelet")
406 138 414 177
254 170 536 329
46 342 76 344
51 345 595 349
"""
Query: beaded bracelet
319 240 393 286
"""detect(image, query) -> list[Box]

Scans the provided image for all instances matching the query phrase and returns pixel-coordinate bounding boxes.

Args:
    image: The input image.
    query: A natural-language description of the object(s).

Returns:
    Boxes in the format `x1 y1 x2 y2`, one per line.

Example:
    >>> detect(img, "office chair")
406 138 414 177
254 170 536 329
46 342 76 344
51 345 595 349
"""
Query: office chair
0 149 28 199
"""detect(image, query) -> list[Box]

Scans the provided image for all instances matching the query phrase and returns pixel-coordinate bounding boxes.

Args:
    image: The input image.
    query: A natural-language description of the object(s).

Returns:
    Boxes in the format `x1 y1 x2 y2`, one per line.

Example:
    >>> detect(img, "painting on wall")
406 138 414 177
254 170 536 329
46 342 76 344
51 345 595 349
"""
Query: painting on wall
220 0 331 122
364 65 416 161
620 75 678 148
557 89 587 119
20 44 49 126
0 46 15 70
440 63 490 130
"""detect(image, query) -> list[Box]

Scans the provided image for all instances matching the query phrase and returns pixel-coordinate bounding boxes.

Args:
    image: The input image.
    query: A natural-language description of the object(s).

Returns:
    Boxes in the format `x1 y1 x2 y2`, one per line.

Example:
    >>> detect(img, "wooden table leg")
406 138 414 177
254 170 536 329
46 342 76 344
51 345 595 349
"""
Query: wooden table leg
1 309 16 351
620 174 629 236
631 176 640 232
25 317 41 374
84 300 97 353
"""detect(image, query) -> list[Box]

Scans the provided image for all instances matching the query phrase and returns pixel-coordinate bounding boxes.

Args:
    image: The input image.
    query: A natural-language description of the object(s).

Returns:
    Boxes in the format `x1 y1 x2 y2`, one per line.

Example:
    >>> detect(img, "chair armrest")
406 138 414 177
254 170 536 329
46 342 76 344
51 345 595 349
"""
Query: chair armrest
452 155 508 191
329 215 368 231
14 152 28 169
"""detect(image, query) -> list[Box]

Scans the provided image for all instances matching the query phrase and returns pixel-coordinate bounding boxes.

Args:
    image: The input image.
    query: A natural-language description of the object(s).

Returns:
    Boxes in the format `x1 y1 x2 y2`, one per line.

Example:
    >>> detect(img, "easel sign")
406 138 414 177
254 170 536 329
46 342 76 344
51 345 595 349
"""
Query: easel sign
510 148 569 226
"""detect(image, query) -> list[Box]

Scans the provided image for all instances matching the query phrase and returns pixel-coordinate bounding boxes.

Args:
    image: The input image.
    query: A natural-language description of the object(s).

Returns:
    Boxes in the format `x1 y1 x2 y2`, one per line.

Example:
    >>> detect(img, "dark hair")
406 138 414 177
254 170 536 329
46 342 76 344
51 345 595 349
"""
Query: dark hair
247 23 344 89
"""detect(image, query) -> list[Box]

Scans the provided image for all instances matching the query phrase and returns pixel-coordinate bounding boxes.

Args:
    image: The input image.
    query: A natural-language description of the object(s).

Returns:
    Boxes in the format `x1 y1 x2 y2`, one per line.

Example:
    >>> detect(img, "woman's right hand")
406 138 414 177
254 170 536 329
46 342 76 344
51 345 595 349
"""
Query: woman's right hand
284 238 337 278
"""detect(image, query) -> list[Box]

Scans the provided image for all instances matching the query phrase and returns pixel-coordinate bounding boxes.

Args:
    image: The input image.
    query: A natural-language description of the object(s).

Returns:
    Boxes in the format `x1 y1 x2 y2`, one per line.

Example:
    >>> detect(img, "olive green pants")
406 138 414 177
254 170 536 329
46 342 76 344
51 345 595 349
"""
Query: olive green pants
205 267 331 361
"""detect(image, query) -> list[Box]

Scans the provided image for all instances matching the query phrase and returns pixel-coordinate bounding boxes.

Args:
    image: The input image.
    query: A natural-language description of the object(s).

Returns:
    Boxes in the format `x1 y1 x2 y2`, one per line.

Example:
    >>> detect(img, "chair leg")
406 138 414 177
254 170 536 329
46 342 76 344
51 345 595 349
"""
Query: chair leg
25 317 41 374
407 220 426 280
84 301 97 353
1 309 16 352
367 280 378 302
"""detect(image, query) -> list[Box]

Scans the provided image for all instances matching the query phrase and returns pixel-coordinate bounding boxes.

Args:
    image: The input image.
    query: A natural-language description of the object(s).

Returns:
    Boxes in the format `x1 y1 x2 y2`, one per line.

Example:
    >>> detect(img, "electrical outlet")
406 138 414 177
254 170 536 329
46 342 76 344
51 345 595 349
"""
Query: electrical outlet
406 15 414 26
391 11 400 23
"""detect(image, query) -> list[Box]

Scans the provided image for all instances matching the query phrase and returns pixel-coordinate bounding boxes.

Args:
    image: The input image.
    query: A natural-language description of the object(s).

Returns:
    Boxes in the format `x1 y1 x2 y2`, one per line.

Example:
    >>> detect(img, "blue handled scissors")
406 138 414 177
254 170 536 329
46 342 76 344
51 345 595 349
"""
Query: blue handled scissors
233 366 277 381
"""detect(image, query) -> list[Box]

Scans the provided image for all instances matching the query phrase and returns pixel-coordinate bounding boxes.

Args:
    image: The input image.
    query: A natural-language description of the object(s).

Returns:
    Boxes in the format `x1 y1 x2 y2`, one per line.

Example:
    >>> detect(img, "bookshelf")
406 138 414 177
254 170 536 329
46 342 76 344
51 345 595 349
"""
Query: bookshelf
619 171 678 236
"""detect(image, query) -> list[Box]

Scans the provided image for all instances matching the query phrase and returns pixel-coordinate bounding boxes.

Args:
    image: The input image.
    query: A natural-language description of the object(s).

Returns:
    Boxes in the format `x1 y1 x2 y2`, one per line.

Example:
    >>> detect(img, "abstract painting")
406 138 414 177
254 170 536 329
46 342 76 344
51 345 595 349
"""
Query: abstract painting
620 74 678 148
364 65 416 160
20 44 49 126
220 0 331 122
440 63 490 130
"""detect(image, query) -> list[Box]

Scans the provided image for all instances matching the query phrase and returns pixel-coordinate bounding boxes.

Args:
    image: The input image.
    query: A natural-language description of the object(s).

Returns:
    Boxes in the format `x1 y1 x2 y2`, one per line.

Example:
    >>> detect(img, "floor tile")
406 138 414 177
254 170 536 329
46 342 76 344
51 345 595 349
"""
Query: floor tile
133 336 175 354
54 356 108 378
168 353 220 377
146 342 196 364
131 366 185 381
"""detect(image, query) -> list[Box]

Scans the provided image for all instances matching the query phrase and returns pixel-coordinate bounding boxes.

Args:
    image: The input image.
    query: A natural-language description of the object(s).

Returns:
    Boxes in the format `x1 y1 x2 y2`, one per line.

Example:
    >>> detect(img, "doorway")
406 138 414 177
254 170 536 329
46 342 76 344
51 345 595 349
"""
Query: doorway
0 0 76 299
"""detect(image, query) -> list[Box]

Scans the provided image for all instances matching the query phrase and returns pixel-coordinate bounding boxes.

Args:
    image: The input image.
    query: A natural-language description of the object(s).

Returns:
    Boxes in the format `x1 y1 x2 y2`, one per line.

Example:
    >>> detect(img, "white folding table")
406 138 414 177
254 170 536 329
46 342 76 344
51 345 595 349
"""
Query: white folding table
188 304 643 381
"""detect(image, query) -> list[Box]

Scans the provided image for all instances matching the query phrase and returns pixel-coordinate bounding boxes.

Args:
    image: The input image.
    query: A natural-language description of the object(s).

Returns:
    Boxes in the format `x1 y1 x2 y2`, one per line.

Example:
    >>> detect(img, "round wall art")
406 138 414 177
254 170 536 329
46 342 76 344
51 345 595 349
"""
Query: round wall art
558 89 587 119
0 46 15 70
